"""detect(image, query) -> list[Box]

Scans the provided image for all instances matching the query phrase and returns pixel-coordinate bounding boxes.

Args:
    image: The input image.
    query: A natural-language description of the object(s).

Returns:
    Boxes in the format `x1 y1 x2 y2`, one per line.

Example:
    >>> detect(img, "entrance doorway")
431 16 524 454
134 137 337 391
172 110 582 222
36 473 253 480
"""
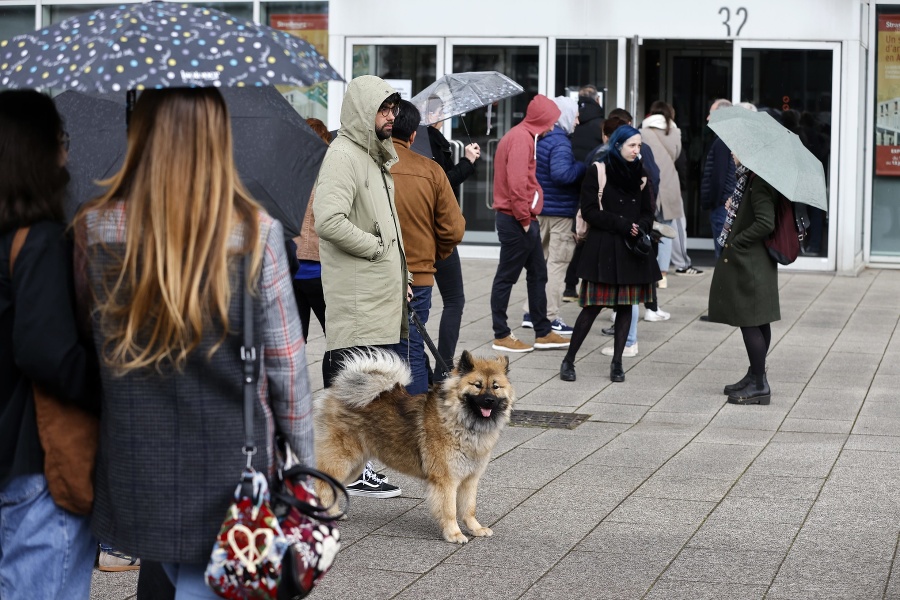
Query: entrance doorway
641 41 733 246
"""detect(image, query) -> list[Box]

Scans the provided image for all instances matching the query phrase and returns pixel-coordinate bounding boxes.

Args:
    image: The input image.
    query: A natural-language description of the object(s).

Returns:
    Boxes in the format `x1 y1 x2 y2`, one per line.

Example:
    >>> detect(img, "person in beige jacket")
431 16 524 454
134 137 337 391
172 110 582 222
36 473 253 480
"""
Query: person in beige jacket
640 101 703 279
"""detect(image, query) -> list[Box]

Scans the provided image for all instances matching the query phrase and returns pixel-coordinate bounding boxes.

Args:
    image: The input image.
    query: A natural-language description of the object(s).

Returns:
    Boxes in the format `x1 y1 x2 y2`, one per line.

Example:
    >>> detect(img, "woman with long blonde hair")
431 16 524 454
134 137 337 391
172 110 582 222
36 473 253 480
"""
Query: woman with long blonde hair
76 87 312 597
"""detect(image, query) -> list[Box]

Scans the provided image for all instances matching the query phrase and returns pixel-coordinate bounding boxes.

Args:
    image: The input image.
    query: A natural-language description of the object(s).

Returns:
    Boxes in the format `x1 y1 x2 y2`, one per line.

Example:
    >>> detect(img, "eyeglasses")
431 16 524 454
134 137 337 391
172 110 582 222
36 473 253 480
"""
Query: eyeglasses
60 130 70 152
378 104 400 118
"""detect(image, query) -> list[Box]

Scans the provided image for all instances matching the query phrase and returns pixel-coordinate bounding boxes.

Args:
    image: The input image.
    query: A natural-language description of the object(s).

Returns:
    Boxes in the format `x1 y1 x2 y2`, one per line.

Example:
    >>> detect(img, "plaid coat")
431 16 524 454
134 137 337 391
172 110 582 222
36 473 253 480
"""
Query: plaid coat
83 206 313 563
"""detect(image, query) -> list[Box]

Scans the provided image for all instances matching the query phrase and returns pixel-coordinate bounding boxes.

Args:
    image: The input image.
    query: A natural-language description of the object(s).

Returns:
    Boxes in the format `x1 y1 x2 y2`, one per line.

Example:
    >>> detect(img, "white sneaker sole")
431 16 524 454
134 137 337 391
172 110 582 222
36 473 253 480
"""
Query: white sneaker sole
601 346 638 357
346 487 402 498
534 342 570 349
644 314 670 322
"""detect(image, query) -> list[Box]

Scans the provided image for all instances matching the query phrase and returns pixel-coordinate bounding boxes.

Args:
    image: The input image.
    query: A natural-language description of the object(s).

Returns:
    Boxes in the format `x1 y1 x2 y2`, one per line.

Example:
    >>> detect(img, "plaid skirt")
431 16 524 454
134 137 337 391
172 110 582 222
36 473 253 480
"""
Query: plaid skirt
579 280 655 307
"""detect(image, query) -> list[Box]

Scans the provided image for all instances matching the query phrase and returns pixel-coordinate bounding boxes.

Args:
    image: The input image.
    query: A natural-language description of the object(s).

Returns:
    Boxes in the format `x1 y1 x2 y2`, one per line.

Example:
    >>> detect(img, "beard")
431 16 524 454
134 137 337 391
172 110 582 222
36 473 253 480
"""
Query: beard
375 123 392 140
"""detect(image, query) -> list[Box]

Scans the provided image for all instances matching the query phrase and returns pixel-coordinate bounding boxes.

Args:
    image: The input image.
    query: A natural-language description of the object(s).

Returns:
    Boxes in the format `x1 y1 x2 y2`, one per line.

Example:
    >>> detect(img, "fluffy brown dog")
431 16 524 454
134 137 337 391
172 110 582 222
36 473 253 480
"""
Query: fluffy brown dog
314 348 514 543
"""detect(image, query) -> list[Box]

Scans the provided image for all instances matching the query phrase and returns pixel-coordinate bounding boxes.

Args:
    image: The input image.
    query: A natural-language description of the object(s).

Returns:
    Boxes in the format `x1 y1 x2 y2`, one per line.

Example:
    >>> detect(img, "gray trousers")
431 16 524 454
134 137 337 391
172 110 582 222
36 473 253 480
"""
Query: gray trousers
670 215 692 270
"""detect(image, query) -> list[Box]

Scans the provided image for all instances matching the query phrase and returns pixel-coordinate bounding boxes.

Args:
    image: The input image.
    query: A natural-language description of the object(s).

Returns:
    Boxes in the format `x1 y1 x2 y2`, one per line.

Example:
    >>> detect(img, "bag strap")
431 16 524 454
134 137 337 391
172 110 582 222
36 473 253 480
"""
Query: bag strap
241 254 258 468
594 162 606 210
407 299 451 380
8 227 30 277
275 465 349 521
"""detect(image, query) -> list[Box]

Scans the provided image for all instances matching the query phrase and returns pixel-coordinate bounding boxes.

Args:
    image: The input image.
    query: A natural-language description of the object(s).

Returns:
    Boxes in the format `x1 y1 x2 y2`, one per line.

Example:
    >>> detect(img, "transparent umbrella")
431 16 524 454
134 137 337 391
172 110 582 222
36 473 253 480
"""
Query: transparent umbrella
709 106 827 212
410 71 524 134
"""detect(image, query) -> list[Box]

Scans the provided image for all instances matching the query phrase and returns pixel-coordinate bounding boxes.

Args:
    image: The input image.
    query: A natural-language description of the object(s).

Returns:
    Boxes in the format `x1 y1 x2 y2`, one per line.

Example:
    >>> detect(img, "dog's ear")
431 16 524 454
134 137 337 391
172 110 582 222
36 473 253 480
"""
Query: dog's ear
457 350 475 376
498 354 510 375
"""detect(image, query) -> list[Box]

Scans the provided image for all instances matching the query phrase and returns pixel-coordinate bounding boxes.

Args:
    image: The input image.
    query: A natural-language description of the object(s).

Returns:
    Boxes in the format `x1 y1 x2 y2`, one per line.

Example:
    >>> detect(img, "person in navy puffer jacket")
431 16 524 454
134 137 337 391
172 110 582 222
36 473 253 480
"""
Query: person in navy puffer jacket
521 96 586 336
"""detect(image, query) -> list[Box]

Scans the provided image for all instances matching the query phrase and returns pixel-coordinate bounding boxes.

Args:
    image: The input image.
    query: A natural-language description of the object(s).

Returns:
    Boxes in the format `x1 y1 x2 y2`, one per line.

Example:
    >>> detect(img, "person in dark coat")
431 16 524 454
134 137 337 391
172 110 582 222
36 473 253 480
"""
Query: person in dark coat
572 98 605 162
559 125 660 383
700 99 736 258
708 155 779 406
424 98 480 380
0 89 100 600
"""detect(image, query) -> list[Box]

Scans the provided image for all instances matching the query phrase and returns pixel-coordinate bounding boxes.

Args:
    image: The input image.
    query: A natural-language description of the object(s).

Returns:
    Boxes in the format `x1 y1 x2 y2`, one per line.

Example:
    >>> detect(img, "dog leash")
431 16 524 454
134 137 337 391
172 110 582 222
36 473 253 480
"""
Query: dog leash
406 299 452 381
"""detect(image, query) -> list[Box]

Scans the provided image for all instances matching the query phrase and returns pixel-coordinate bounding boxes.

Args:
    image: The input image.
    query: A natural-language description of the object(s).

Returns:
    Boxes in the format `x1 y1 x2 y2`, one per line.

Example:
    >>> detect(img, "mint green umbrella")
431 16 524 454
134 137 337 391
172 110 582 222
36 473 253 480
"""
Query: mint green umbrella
708 106 827 212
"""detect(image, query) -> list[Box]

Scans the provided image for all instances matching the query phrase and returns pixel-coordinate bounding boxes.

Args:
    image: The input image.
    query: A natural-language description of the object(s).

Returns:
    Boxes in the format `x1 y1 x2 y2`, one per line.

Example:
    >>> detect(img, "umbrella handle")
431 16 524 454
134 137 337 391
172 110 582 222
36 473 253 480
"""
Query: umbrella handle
126 89 136 129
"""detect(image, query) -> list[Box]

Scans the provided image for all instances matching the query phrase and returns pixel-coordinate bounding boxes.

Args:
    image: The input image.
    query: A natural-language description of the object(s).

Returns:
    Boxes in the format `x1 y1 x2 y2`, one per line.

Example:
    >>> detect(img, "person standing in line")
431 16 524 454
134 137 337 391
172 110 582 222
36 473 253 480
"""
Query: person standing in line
490 94 571 353
522 96 585 336
289 117 331 341
559 125 660 383
708 153 779 405
0 89 100 600
700 99 736 259
640 100 703 279
571 86 605 163
424 95 480 381
76 88 314 598
390 100 466 393
314 75 406 498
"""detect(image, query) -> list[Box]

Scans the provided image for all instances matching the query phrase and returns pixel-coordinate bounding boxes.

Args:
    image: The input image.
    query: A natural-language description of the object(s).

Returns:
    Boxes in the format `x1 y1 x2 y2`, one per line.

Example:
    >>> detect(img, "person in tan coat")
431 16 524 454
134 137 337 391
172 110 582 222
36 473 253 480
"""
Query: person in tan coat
390 100 466 394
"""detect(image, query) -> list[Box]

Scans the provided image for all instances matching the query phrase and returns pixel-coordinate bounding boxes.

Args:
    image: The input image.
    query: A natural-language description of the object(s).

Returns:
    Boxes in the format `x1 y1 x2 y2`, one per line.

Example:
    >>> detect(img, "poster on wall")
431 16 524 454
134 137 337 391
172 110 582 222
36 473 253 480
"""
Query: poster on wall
269 13 329 121
876 14 900 176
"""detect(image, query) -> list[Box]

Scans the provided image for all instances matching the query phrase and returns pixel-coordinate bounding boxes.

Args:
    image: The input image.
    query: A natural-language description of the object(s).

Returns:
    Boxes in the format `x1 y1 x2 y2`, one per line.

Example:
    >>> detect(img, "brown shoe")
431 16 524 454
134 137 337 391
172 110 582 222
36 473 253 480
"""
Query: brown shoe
492 333 533 353
534 331 571 349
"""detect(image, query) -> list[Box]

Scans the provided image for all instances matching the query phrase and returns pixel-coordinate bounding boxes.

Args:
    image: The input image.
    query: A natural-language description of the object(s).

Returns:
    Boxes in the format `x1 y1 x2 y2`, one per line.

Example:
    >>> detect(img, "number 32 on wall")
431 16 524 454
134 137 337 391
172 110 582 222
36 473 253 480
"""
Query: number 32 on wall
720 6 748 37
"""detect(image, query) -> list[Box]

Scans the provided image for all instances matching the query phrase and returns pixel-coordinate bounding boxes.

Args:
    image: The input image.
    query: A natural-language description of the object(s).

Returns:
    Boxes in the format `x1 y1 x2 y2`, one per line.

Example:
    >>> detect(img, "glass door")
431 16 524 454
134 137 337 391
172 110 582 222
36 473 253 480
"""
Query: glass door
345 37 443 100
446 38 546 243
733 41 841 271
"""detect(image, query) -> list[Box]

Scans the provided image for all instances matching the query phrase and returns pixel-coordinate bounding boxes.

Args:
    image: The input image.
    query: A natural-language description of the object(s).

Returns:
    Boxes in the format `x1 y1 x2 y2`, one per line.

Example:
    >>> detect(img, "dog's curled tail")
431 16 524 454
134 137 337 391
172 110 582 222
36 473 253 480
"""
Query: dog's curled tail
329 348 412 408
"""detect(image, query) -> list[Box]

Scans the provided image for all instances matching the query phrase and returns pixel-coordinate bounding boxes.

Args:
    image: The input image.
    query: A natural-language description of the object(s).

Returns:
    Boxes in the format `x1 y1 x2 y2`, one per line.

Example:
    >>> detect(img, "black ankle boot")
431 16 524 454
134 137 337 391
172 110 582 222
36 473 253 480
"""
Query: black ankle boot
610 360 625 383
723 368 753 395
560 359 576 382
727 374 770 405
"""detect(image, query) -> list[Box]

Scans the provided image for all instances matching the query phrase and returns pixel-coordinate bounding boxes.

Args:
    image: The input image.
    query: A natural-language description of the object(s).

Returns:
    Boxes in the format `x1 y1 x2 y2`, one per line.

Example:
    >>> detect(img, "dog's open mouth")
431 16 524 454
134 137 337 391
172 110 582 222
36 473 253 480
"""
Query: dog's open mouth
467 393 504 420
480 408 492 418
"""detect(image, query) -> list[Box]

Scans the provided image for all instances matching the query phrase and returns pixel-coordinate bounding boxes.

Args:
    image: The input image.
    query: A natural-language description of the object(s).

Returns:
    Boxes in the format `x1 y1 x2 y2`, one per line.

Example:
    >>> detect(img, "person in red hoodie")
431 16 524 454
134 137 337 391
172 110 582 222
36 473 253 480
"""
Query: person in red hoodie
490 95 571 352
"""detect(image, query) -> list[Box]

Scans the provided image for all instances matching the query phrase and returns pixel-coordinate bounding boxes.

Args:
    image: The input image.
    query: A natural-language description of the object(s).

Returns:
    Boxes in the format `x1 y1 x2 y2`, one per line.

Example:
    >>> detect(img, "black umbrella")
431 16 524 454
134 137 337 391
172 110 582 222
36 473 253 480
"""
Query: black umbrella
0 2 342 92
56 86 327 237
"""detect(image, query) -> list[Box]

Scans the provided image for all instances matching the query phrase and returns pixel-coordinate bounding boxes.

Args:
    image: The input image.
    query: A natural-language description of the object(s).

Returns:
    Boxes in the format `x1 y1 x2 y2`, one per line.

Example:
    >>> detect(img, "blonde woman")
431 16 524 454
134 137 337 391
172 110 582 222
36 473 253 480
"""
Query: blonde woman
76 88 313 597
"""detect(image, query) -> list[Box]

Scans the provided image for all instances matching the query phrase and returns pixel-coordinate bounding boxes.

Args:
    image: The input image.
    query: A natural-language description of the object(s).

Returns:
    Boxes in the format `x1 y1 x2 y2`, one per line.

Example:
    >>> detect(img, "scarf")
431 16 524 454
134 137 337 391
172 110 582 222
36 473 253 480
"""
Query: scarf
603 153 643 196
717 164 750 247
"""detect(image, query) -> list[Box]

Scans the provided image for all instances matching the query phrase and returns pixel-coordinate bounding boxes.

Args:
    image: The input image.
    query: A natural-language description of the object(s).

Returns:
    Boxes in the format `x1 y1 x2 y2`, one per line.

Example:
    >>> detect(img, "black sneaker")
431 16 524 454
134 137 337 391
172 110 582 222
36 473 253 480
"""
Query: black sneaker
563 287 578 302
601 326 615 336
346 463 401 498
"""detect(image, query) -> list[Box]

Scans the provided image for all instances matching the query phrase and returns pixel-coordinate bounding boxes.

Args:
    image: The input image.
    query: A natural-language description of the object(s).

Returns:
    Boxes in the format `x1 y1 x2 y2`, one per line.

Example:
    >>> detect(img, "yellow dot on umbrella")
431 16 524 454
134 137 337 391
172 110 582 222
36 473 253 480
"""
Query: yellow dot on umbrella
88 43 94 49
145 57 153 64
237 36 245 43
244 56 252 63
73 44 79 50
0 41 6 47
139 37 147 43
226 20 233 25
137 84 145 90
268 56 276 64
84 66 91 73
168 59 176 66
18 41 25 47
15 65 22 71
42 72 49 79
237 81 245 87
116 65 124 73
202 9 210 15
70 64 77 71
131 18 137 24
1 63 6 70
120 37 127 42
217 39 225 45
183 32 190 37
216 65 224 71
64 37 71 43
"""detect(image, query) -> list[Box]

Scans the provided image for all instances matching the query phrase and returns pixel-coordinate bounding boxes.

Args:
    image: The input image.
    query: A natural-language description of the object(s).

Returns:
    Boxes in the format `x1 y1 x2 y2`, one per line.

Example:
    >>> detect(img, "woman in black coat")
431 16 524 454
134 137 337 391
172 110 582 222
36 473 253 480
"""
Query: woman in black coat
560 125 661 383
708 155 779 405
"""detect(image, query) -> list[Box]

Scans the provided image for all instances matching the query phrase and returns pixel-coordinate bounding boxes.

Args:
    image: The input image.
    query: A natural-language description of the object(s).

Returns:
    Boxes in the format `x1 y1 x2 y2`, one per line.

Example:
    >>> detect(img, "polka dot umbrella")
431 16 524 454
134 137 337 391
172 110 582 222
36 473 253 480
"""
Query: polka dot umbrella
0 1 342 92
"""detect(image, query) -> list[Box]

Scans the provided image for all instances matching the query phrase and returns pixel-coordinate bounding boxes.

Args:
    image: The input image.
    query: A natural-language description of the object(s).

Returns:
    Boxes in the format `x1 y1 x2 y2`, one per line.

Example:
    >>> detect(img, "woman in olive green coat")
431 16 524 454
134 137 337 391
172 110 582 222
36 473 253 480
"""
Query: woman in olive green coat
708 156 779 405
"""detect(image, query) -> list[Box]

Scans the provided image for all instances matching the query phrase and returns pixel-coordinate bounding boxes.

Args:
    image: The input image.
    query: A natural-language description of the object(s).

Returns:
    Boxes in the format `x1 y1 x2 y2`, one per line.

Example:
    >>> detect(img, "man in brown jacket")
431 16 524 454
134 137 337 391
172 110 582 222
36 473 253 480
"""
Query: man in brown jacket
390 99 466 394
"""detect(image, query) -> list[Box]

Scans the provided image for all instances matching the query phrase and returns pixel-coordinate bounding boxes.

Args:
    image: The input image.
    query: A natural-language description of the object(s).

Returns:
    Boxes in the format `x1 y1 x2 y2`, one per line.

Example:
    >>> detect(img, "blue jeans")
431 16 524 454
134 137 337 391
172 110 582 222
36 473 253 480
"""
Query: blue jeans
0 473 95 600
710 205 727 259
628 305 638 347
491 213 550 338
656 218 673 273
391 285 432 395
162 562 221 600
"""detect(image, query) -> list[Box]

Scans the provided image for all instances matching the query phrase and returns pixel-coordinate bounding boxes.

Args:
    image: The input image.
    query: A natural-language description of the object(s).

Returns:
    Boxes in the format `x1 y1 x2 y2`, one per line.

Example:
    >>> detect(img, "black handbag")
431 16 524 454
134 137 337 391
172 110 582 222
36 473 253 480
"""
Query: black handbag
624 229 653 257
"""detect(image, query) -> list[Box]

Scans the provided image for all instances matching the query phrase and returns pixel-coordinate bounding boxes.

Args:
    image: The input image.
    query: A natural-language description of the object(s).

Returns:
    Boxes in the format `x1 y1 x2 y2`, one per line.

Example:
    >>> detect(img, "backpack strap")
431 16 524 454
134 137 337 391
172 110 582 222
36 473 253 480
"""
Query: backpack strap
8 227 31 277
594 161 606 210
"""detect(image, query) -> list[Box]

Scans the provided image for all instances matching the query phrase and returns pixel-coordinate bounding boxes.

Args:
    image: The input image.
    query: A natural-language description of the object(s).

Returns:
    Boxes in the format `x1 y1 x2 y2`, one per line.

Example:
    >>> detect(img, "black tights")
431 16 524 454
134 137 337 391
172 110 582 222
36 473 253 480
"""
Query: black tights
565 304 633 362
740 324 772 376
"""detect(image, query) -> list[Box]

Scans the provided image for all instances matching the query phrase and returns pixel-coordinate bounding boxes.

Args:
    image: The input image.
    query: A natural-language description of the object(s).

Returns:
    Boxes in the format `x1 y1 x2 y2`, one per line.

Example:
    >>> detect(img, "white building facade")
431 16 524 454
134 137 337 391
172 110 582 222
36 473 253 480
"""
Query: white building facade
3 0 898 274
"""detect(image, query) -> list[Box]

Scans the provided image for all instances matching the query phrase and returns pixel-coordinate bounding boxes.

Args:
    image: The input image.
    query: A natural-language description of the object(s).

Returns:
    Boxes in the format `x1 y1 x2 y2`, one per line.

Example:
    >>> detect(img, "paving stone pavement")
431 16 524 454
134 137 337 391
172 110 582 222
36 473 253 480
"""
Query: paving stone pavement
91 259 900 600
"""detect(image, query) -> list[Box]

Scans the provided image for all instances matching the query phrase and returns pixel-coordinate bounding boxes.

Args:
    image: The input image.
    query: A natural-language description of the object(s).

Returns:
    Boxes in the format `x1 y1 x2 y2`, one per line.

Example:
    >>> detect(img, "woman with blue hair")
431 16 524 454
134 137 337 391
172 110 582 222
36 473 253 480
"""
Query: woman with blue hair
559 125 661 383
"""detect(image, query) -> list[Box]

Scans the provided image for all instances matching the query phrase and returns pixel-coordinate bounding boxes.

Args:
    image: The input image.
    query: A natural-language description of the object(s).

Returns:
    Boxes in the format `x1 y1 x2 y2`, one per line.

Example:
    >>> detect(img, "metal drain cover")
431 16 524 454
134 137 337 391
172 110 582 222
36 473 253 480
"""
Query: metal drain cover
510 410 590 429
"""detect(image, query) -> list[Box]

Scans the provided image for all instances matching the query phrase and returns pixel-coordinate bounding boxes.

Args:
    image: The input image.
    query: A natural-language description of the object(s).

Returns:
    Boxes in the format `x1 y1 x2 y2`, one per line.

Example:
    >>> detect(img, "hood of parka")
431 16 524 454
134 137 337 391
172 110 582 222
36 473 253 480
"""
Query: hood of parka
338 75 400 169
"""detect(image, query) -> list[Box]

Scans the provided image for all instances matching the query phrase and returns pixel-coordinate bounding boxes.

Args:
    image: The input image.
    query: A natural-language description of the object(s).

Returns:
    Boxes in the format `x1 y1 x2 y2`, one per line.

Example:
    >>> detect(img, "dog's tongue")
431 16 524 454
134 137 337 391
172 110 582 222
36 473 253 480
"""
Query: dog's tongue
480 408 492 418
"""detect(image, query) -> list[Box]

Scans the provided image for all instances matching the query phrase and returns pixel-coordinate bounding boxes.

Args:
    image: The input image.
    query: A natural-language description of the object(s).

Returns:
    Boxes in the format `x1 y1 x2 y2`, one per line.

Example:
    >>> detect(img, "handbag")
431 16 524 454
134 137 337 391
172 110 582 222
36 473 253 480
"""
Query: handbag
272 438 346 600
8 227 99 515
575 161 606 242
765 192 810 265
206 261 288 600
